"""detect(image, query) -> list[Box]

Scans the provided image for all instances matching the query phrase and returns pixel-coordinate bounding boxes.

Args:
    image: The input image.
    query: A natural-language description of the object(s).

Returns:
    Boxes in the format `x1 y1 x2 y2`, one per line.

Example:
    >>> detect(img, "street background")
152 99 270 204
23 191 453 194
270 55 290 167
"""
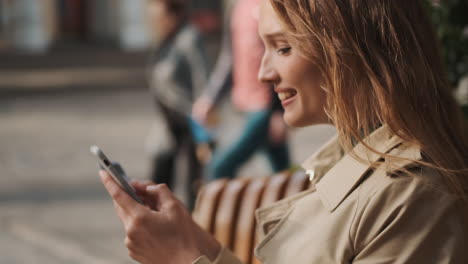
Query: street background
0 45 335 263
0 1 334 262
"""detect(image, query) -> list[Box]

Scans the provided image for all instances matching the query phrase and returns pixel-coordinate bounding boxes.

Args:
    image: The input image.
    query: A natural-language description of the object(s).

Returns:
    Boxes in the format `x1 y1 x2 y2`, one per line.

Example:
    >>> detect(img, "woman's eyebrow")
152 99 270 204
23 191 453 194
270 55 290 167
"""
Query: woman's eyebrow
264 31 286 40
261 32 289 45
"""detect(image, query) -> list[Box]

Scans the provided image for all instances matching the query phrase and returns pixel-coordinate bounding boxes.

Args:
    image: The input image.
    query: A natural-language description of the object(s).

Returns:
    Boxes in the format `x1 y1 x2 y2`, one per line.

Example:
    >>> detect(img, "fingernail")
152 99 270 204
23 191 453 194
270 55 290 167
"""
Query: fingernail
146 185 157 192
99 170 107 179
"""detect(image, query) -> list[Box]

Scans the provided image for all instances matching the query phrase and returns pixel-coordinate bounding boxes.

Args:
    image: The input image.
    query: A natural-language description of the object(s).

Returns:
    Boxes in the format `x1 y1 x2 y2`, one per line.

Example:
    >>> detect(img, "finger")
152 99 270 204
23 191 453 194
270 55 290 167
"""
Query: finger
100 171 144 216
145 184 181 211
112 200 128 225
130 180 155 207
130 179 154 193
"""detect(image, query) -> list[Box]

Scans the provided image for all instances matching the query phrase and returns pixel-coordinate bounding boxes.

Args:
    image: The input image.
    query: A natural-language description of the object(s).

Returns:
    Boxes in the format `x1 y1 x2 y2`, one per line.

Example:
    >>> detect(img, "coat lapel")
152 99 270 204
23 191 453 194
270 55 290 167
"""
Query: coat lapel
303 125 404 212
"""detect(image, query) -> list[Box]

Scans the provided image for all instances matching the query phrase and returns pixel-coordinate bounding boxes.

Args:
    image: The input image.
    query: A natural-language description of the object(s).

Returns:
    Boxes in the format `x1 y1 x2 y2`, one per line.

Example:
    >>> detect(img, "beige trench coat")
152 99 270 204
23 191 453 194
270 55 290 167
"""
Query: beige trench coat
194 125 467 264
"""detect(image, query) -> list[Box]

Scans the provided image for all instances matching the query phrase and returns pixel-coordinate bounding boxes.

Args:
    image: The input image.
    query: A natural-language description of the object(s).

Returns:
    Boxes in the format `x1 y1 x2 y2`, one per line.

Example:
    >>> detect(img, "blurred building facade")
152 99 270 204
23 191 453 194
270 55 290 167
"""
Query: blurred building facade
0 0 222 53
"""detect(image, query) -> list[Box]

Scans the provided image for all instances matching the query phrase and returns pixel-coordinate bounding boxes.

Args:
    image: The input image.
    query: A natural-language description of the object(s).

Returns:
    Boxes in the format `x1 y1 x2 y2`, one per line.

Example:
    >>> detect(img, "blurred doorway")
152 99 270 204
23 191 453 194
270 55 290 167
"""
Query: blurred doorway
56 0 89 42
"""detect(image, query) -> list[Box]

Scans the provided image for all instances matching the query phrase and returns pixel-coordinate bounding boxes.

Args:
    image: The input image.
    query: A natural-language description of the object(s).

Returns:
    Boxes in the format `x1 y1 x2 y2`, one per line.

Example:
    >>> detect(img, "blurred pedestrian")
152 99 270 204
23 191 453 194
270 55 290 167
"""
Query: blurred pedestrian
145 0 211 208
192 0 291 180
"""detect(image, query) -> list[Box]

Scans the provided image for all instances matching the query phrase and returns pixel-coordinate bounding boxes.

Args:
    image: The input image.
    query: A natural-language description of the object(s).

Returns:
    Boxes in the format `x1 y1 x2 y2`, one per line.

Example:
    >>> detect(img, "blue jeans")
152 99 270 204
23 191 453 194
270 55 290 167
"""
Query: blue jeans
208 110 290 180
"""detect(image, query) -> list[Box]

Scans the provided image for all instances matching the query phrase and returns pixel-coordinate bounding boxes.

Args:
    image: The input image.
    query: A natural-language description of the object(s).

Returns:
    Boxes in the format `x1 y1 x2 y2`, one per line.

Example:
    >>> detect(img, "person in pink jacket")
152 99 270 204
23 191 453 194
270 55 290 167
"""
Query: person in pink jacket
192 0 290 181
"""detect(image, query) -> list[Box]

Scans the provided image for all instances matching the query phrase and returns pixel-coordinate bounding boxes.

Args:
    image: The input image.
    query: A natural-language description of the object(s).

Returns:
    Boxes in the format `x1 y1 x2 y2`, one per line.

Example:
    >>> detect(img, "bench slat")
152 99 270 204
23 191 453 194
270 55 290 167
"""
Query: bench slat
214 178 250 248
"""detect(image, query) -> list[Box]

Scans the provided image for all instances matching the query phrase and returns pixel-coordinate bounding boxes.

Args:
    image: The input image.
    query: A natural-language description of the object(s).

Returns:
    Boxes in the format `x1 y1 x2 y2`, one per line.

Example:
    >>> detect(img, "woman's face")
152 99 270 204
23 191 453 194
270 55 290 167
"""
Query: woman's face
258 0 328 127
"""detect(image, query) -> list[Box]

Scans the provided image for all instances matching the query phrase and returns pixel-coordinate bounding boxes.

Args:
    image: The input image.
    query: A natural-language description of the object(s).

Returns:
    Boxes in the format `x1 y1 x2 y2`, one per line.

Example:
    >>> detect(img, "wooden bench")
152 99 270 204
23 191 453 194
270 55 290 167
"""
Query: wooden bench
193 170 310 264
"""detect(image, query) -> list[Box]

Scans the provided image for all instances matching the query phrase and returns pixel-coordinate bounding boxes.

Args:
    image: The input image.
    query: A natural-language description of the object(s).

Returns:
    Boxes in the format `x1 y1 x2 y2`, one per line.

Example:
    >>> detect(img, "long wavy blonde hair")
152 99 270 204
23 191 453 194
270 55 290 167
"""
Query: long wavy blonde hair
269 0 468 217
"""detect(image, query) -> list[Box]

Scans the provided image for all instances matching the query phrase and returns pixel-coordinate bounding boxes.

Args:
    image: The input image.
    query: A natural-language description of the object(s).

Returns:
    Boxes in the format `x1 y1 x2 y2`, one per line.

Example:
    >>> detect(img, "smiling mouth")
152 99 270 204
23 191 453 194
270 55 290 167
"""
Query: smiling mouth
277 90 297 101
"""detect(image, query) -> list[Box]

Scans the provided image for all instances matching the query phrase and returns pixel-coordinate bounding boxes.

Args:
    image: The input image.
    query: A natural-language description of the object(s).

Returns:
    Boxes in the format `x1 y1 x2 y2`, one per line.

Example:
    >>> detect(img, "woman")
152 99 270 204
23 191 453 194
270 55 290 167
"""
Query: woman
100 0 468 263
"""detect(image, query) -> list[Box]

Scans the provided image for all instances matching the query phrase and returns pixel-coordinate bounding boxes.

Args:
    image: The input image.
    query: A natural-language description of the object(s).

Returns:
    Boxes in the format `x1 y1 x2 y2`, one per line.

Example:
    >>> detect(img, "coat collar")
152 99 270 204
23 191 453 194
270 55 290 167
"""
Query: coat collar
301 134 344 183
301 125 420 212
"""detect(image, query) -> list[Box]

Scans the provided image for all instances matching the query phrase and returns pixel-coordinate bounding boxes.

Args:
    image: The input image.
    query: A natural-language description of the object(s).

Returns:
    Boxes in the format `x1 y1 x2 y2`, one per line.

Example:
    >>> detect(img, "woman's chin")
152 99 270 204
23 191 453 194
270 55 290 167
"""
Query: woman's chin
283 112 309 128
284 111 326 128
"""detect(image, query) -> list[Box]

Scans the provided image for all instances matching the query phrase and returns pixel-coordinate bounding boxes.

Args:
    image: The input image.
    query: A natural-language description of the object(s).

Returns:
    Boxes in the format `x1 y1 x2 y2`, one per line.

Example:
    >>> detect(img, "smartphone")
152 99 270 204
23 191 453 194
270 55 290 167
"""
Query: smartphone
90 145 143 204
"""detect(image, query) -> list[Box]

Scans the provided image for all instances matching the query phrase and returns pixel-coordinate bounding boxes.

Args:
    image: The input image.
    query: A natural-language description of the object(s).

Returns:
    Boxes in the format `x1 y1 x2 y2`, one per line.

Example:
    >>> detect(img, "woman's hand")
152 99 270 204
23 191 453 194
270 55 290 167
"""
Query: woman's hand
100 171 221 264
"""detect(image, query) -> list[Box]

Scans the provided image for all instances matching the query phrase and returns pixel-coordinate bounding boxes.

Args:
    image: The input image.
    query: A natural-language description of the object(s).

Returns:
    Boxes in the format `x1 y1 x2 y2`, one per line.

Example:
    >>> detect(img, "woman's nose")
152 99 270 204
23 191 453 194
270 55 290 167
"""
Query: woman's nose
258 54 279 85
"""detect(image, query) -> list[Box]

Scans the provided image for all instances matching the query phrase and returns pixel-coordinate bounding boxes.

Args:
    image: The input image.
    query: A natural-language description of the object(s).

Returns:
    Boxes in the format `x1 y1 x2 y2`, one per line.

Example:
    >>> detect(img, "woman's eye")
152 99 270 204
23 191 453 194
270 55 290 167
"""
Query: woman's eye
277 47 291 55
